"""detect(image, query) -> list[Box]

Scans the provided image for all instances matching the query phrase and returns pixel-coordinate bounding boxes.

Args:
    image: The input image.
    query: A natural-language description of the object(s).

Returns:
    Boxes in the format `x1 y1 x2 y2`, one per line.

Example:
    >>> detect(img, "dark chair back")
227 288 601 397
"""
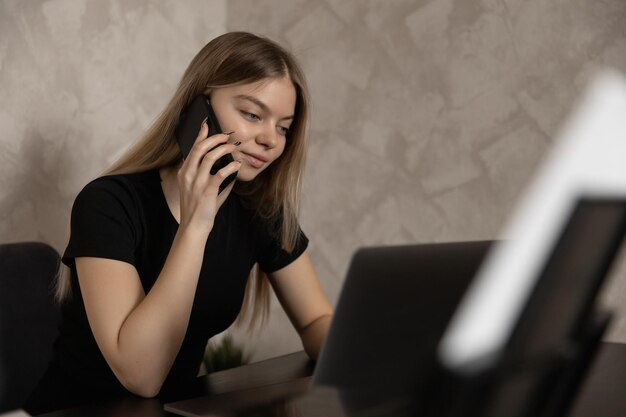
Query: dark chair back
0 241 62 412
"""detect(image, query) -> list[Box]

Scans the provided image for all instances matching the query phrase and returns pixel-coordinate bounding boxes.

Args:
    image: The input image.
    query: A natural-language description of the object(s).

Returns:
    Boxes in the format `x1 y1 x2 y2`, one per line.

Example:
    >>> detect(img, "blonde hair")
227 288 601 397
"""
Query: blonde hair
56 32 310 330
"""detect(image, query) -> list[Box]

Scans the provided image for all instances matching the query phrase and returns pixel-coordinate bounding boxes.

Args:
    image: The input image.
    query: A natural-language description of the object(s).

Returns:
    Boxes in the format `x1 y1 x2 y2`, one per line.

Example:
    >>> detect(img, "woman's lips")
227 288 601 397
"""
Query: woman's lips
242 152 267 169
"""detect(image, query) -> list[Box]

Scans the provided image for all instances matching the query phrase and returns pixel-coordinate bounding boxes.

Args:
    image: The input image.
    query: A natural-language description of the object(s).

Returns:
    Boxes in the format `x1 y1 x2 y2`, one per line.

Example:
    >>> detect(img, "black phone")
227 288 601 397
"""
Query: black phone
175 94 237 192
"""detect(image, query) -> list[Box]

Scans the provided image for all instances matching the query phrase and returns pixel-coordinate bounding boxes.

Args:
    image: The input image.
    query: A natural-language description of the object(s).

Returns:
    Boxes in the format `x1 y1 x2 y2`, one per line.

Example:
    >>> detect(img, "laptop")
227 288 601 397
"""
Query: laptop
165 240 492 416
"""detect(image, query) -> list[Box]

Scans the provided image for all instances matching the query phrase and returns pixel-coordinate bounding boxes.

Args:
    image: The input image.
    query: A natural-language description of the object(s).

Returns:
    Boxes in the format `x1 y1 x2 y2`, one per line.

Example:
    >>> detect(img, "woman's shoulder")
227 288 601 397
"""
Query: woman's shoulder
79 169 159 196
74 169 161 212
85 169 158 190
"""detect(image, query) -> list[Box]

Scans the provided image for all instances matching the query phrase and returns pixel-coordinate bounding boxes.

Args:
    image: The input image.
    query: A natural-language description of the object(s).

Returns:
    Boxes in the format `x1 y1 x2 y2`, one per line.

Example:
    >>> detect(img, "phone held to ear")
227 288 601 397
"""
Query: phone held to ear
175 94 237 193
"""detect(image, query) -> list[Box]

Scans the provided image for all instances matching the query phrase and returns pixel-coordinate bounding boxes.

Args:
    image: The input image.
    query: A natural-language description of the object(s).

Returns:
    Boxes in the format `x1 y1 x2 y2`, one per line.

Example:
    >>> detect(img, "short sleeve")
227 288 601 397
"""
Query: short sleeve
62 178 139 268
256 218 309 274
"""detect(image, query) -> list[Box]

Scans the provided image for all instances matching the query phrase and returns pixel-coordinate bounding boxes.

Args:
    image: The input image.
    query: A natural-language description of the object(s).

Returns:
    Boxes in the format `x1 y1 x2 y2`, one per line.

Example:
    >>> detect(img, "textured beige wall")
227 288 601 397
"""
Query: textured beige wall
3 0 626 361
0 0 227 248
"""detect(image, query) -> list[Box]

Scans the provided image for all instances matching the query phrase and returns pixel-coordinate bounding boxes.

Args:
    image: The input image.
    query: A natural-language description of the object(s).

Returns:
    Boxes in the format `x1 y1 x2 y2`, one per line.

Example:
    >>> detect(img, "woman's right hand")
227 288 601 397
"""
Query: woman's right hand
176 119 241 234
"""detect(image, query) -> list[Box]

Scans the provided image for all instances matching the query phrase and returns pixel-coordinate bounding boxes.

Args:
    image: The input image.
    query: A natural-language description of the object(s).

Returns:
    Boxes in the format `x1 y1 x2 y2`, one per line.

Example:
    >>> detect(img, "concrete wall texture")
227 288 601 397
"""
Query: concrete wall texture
2 0 626 361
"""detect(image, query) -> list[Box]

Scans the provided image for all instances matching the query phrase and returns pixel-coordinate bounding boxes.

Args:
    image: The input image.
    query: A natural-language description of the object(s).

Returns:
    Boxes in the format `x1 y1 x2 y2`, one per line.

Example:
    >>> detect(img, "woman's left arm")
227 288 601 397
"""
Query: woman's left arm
268 250 333 360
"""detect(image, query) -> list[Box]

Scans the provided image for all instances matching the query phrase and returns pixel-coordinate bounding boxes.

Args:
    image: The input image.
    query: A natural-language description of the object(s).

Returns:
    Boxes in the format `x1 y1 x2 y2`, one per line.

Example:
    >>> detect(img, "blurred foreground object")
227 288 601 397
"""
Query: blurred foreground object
441 68 626 370
437 70 626 417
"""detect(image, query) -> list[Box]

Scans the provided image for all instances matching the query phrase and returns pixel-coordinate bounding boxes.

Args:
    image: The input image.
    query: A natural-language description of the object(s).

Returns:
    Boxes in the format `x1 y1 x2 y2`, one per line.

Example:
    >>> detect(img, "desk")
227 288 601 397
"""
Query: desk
37 351 314 417
37 342 626 417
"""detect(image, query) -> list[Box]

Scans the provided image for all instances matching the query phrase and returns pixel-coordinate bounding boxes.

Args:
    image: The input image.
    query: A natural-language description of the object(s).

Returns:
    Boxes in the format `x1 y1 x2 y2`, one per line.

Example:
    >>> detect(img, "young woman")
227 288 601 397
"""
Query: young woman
24 32 333 415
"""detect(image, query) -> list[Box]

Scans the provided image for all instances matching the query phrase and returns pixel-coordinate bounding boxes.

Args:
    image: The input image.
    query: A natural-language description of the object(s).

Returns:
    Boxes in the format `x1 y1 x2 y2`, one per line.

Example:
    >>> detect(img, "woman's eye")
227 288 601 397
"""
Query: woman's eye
277 126 289 136
241 111 259 121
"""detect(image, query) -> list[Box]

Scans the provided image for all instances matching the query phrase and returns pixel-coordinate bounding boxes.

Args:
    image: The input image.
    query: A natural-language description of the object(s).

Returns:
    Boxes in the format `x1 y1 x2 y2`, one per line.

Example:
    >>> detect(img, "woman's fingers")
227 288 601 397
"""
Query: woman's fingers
216 171 239 208
178 135 240 204
196 140 239 180
179 119 209 170
179 129 233 180
186 130 231 168
195 150 240 196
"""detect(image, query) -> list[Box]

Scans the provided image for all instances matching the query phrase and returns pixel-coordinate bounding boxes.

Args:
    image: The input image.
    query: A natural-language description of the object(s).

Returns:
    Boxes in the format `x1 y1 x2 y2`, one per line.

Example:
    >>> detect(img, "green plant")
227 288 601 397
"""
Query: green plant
203 334 249 373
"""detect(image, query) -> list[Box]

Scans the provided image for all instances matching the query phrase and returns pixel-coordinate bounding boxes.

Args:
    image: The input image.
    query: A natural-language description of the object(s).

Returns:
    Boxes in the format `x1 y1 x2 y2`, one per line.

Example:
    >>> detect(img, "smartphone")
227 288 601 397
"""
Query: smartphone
175 94 237 192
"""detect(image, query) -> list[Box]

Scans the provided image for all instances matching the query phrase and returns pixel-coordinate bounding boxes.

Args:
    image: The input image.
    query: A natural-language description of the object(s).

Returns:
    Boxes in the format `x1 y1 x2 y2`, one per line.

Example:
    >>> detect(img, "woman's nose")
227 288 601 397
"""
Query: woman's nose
255 124 278 149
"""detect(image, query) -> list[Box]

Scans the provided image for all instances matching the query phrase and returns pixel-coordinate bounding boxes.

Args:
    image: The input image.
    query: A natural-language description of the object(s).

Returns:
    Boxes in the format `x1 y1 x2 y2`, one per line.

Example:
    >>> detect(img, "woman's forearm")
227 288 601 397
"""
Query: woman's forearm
300 314 333 360
113 225 209 396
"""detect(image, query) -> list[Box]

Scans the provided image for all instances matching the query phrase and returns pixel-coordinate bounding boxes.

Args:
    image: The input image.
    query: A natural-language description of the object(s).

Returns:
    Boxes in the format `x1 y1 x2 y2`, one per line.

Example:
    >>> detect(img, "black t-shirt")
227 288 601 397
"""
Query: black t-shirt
25 169 307 414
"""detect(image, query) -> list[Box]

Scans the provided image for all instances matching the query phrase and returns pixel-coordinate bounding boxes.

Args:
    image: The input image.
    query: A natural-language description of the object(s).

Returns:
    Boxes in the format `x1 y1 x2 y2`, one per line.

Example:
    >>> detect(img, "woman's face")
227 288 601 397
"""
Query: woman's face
210 76 297 182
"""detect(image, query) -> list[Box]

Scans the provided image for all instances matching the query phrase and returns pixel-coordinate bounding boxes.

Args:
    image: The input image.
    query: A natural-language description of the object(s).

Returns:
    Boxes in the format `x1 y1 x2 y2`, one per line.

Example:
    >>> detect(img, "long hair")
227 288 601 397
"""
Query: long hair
56 32 310 330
